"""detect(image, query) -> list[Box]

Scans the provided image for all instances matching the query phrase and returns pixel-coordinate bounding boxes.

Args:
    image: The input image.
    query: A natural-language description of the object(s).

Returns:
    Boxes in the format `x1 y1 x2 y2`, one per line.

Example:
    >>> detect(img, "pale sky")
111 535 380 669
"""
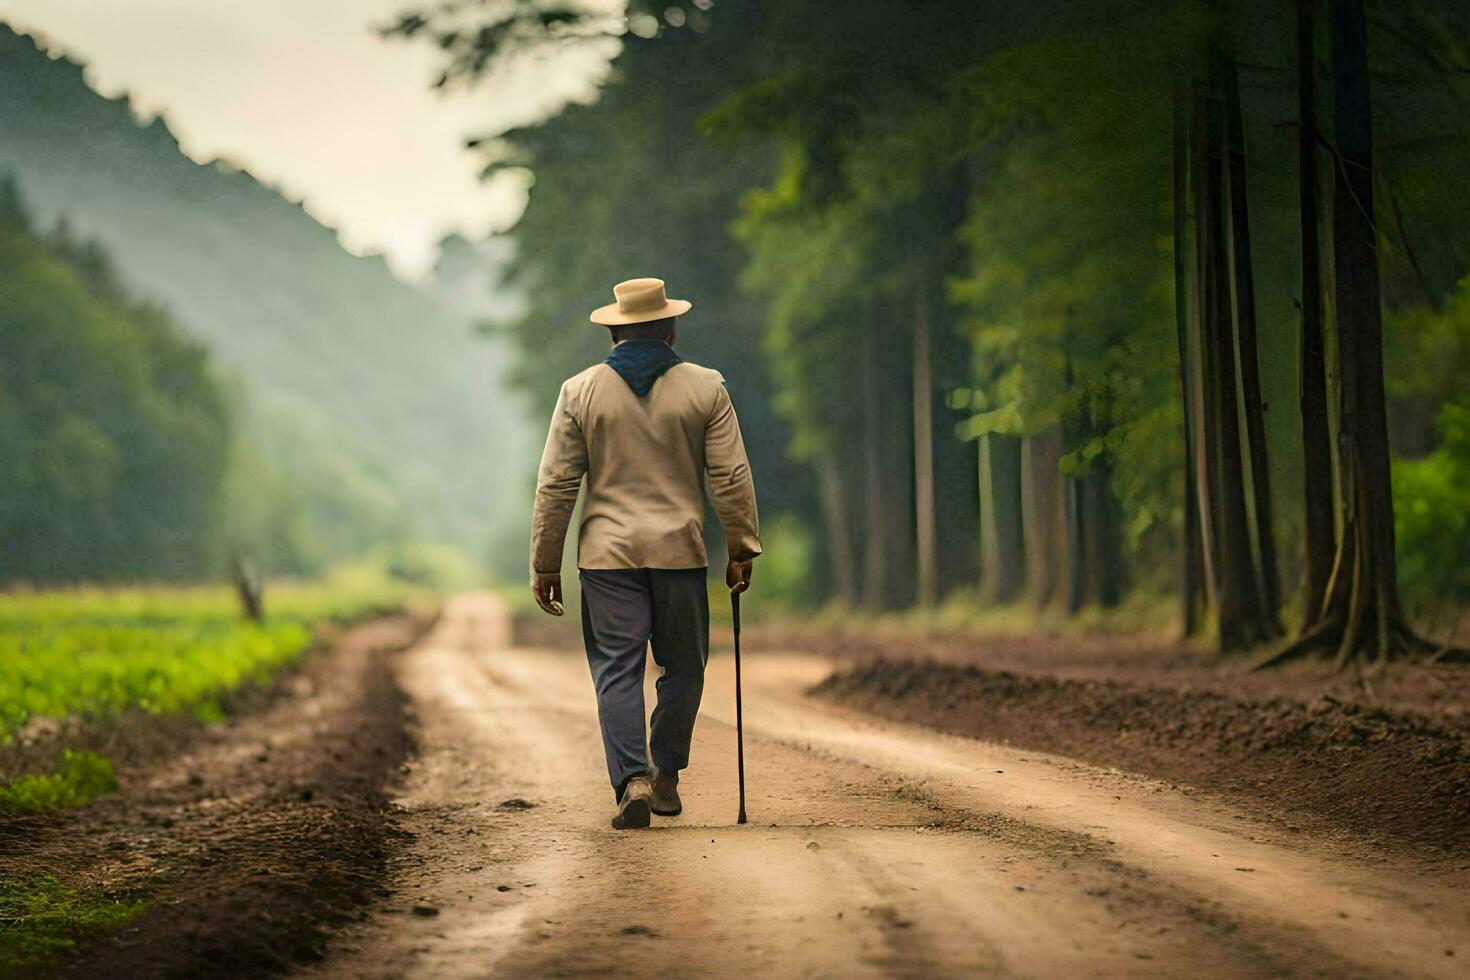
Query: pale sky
0 0 624 279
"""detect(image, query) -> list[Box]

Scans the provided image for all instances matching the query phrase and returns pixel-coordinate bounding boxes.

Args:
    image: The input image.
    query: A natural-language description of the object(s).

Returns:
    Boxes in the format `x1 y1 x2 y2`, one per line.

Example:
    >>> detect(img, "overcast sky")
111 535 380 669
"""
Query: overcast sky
1 0 622 279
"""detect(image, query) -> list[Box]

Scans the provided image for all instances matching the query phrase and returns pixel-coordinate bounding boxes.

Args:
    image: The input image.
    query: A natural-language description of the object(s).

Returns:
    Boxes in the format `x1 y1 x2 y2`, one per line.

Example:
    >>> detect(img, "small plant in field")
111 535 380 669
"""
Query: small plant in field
0 751 118 814
0 874 142 975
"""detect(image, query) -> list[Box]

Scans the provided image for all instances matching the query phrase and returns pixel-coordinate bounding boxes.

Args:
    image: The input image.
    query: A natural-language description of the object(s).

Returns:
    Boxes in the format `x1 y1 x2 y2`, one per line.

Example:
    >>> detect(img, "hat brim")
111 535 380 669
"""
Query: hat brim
589 298 692 326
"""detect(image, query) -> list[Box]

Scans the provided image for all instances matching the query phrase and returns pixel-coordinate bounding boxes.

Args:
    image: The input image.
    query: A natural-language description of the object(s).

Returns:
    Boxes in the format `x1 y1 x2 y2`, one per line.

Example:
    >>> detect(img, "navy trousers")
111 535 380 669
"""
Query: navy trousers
579 567 709 798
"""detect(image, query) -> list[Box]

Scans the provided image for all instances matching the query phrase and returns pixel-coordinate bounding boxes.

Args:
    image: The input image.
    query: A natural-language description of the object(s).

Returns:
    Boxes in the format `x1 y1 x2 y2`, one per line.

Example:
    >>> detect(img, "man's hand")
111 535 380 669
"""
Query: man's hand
725 558 753 595
531 572 564 616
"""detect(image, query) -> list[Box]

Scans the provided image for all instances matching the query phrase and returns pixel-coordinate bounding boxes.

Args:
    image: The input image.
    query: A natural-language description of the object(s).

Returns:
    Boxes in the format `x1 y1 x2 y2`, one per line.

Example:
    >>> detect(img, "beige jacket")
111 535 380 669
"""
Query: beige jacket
530 360 761 573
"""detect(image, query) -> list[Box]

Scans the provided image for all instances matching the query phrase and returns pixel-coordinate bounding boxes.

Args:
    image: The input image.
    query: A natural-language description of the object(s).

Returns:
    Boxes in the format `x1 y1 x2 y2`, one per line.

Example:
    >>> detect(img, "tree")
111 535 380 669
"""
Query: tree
1260 0 1458 667
712 0 989 609
1173 90 1207 636
1180 76 1282 650
1295 0 1336 631
955 17 1185 614
1223 60 1283 625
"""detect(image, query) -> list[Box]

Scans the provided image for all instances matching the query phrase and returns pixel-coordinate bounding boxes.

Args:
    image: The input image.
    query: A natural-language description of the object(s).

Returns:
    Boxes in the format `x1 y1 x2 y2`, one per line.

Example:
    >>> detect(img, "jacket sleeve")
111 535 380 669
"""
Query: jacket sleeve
529 381 588 577
704 382 762 562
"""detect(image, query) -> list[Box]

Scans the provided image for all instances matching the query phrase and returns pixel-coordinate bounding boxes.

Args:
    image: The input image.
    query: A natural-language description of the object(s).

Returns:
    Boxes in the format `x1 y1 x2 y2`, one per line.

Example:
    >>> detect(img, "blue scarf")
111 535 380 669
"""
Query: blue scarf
605 340 682 397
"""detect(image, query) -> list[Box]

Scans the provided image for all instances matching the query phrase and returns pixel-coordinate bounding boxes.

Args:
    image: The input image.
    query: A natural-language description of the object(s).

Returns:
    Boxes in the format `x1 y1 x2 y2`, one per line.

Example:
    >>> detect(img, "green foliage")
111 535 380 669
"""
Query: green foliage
750 513 821 610
469 12 815 574
385 540 484 591
0 569 419 739
220 391 416 577
0 874 142 976
735 165 877 463
0 617 309 738
1385 276 1470 449
0 182 230 583
0 173 481 586
1385 278 1470 601
0 750 117 814
952 15 1190 562
1394 401 1470 600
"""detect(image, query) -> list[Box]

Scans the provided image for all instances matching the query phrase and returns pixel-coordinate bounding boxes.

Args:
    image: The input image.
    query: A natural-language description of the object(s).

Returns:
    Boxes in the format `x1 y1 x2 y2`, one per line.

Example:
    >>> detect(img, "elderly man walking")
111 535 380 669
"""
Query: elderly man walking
530 278 761 829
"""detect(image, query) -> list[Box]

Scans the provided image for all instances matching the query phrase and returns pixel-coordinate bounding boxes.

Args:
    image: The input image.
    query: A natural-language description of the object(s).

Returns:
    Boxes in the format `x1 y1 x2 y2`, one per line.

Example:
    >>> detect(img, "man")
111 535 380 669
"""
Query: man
530 277 761 830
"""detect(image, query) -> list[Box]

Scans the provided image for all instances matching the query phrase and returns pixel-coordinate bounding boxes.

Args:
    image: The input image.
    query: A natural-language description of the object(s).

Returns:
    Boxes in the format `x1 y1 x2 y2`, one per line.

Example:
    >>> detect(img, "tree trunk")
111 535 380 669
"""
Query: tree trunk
1063 474 1085 615
232 554 264 623
1200 88 1274 650
1296 0 1337 628
1224 60 1283 630
1190 92 1223 613
1325 0 1407 661
979 433 1024 603
935 418 980 590
1021 431 1062 607
912 287 938 607
1056 462 1121 613
816 448 857 606
860 323 887 610
1081 462 1124 608
1173 90 1206 637
882 318 917 609
931 173 981 592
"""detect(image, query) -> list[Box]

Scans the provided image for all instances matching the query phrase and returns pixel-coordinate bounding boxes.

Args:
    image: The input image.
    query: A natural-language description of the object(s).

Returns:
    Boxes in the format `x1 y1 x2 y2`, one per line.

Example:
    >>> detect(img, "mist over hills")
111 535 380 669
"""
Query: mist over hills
0 25 531 567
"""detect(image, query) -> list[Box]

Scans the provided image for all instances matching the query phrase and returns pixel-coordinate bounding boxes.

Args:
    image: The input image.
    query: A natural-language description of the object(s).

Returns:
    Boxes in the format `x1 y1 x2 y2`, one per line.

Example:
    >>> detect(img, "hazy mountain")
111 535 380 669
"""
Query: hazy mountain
0 25 532 563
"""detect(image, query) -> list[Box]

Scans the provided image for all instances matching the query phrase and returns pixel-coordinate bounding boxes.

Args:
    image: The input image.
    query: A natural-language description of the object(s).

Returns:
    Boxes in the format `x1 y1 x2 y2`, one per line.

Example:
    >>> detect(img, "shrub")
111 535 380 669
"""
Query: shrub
0 751 117 814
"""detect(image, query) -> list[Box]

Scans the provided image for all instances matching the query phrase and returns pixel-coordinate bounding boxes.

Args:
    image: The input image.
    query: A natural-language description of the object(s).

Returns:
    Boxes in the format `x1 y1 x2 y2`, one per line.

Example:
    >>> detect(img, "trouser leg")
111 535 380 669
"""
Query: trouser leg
579 568 653 797
647 567 710 780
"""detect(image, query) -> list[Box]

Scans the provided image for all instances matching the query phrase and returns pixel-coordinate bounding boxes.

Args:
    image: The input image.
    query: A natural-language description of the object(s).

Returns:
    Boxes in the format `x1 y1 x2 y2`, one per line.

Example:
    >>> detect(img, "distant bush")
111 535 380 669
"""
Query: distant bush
384 540 483 591
753 513 822 610
1394 401 1470 601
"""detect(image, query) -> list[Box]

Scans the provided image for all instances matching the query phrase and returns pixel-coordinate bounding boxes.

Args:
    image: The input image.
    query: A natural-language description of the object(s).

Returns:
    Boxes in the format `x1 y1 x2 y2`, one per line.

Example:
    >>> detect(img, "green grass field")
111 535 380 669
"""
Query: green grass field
1 565 422 782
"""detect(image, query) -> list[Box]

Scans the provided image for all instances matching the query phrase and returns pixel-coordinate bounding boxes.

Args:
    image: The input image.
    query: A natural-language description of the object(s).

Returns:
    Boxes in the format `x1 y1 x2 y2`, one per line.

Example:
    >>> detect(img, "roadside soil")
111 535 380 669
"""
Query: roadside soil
528 606 1470 861
0 614 423 978
753 620 1470 862
305 594 1468 978
813 658 1470 861
749 614 1470 719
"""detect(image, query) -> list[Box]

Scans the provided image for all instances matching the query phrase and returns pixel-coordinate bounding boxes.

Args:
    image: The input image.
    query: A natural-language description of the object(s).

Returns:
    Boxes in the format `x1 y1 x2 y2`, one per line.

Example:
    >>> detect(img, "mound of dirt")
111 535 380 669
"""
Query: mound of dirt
0 615 424 978
813 659 1470 860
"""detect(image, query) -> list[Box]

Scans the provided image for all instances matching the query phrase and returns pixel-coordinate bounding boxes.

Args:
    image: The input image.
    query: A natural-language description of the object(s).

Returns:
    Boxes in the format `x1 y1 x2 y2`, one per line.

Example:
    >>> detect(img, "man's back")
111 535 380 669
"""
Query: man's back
530 358 760 573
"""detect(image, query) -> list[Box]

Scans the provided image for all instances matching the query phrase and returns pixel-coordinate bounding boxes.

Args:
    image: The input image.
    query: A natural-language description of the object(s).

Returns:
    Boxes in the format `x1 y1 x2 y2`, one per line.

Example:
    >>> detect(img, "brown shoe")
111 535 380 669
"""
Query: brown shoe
612 775 653 830
651 770 682 816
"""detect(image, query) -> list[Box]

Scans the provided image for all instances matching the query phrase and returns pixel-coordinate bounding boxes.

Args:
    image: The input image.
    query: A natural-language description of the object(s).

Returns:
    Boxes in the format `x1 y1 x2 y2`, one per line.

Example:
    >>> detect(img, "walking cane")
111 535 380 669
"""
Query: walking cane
732 589 747 825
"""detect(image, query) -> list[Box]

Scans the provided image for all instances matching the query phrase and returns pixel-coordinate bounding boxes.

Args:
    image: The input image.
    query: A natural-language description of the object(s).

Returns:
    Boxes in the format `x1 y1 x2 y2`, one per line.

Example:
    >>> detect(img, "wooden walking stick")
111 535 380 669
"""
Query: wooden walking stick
732 589 747 825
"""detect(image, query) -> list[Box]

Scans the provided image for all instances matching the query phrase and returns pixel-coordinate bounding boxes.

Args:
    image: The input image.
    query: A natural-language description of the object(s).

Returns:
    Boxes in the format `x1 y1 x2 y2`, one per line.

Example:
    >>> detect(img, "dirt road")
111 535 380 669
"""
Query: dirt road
306 594 1468 978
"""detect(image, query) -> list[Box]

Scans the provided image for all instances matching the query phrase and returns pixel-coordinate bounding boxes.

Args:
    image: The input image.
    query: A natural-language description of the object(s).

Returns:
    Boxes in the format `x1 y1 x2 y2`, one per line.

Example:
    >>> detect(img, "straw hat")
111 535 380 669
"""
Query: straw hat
589 277 692 326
